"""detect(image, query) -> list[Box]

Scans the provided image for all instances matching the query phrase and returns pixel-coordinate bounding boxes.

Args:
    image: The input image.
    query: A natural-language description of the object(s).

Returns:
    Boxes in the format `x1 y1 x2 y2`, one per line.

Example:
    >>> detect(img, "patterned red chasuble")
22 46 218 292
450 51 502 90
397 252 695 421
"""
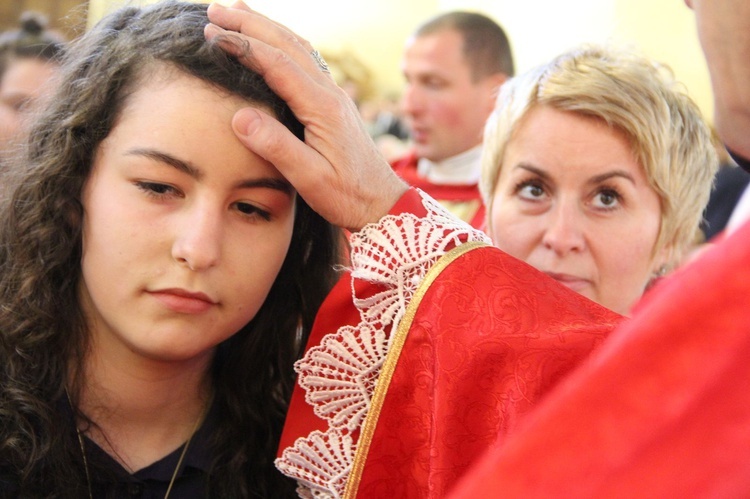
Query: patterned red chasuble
276 189 623 498
449 218 750 498
350 245 622 498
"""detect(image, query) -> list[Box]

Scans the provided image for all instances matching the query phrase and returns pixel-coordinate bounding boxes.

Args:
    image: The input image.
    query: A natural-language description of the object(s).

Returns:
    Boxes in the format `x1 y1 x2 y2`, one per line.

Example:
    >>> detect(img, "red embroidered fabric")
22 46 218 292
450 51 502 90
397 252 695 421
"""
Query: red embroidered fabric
276 189 491 497
355 245 622 497
449 219 750 498
277 188 623 498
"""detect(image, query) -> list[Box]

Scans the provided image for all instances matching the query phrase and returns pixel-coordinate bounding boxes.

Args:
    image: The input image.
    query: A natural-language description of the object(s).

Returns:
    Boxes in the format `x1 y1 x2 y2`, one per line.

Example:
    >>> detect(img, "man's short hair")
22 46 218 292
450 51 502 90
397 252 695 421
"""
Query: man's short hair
415 11 514 81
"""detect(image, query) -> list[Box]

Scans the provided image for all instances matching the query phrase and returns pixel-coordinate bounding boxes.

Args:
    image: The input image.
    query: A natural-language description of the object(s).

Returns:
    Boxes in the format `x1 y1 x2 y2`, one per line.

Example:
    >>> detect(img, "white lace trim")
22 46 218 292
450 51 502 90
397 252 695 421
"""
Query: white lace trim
276 190 490 498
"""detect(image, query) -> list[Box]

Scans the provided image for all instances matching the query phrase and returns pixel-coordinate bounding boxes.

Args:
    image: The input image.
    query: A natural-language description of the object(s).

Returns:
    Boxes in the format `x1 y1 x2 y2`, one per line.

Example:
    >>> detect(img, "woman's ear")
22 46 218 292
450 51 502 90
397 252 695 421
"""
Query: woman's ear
644 245 672 292
651 242 672 276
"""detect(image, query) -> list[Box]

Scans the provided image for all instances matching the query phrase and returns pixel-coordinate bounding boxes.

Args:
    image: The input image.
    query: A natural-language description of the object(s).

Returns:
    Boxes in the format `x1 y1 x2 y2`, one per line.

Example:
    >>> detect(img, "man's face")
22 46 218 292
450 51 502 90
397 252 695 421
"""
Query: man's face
400 29 503 162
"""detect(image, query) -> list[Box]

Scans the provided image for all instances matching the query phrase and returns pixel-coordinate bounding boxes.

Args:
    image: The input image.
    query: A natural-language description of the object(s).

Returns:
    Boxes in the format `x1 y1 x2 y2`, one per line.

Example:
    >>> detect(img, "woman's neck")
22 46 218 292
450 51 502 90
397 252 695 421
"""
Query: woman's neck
76 342 214 472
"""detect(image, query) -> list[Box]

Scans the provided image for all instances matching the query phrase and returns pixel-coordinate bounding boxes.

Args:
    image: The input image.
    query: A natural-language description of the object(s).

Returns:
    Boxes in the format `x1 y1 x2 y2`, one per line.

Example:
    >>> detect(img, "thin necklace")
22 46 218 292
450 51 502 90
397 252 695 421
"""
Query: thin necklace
73 423 93 499
66 389 206 499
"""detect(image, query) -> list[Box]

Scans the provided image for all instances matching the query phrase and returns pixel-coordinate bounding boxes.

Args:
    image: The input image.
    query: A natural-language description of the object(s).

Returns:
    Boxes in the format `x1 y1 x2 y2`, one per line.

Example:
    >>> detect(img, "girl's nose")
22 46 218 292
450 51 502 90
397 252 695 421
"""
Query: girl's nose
171 205 222 271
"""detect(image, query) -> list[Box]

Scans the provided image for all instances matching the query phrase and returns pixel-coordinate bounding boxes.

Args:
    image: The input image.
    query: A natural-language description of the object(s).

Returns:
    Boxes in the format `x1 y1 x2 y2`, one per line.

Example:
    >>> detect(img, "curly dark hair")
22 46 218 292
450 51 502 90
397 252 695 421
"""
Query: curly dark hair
0 1 341 497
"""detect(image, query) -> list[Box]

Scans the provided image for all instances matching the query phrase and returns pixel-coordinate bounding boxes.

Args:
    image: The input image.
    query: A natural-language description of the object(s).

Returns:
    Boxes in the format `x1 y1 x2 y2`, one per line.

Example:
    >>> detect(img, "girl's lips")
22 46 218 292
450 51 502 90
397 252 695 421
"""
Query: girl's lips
148 288 216 314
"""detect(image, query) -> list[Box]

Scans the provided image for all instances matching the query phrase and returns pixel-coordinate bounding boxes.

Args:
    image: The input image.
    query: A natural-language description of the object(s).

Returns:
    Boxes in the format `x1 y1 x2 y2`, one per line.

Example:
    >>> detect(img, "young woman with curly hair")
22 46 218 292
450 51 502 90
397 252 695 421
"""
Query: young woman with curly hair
0 2 341 497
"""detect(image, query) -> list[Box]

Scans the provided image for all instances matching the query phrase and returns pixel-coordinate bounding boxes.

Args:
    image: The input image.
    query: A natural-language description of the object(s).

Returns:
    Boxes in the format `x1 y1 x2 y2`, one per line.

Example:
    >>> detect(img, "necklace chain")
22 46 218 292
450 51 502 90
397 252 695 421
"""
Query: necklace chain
73 425 93 499
66 389 205 499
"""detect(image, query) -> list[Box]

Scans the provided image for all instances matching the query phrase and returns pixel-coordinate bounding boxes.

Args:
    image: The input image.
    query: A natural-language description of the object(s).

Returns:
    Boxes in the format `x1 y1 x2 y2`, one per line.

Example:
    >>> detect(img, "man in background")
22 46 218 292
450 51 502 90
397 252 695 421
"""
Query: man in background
394 11 514 228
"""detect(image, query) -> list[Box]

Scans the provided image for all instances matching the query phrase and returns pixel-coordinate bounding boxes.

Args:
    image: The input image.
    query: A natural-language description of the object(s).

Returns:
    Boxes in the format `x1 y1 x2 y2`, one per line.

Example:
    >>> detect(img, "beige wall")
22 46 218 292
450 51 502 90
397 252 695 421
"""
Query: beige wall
87 0 712 121
432 0 711 121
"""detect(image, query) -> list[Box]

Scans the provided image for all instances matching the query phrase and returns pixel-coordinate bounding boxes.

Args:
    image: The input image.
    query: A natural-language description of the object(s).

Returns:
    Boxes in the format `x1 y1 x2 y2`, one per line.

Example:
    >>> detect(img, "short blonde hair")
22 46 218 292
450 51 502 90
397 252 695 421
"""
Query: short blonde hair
480 45 717 267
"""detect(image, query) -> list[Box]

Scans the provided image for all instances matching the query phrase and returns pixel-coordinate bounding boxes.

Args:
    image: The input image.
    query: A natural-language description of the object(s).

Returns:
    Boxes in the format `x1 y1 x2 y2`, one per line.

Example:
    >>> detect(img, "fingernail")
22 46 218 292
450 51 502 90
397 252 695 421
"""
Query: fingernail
233 108 262 137
206 2 225 20
204 23 220 37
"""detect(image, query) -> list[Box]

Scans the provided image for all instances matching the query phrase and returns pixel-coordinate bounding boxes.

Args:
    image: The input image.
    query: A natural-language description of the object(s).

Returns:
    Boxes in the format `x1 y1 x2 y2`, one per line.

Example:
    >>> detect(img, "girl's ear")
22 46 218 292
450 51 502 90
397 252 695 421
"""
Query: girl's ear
64 195 84 234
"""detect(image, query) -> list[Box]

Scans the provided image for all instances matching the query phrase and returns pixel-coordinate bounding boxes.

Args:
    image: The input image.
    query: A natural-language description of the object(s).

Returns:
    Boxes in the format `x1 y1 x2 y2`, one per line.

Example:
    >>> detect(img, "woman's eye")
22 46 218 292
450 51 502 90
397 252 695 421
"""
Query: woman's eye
517 182 546 200
135 181 180 198
592 189 621 209
236 202 271 221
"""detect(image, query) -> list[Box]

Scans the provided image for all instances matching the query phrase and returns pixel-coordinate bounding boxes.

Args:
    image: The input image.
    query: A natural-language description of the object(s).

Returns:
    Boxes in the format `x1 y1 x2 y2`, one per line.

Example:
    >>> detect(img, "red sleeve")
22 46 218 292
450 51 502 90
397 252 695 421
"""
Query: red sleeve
386 187 429 218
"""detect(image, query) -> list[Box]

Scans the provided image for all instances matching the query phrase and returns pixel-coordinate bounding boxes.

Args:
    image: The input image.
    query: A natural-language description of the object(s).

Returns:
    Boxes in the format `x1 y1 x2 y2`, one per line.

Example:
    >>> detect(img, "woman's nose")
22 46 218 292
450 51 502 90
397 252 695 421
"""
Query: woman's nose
171 205 222 271
541 203 586 255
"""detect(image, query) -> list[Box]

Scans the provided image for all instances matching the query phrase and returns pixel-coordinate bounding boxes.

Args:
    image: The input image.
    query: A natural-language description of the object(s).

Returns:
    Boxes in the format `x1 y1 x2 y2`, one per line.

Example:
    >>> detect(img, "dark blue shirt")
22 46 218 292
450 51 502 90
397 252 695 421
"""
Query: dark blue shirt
84 409 215 499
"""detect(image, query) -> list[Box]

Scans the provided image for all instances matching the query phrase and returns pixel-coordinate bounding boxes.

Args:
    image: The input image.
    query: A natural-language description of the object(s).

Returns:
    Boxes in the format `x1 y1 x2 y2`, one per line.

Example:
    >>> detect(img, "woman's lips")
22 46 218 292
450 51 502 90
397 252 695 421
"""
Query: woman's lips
148 288 217 314
544 272 591 292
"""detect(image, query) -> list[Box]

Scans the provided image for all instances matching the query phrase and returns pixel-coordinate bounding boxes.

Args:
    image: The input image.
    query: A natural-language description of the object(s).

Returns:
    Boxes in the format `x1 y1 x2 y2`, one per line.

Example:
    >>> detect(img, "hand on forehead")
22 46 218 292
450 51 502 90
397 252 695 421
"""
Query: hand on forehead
204 2 408 232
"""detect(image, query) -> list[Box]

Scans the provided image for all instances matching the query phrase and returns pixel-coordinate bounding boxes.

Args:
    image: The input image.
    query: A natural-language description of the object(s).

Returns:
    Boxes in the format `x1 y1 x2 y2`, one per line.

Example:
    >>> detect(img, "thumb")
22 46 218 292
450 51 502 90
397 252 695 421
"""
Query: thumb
232 106 325 193
231 106 337 222
232 107 307 172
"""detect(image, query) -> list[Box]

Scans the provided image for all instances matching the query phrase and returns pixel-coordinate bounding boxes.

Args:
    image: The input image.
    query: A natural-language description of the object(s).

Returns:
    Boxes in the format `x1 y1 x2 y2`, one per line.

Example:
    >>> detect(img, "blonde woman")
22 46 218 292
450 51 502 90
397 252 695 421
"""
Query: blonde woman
480 46 717 315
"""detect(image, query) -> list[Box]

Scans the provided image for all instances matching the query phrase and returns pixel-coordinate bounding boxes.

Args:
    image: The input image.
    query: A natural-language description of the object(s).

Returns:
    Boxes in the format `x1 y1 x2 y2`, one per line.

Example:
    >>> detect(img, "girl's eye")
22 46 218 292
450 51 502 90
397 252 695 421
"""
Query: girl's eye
235 202 272 221
516 181 547 201
135 181 180 198
592 189 622 210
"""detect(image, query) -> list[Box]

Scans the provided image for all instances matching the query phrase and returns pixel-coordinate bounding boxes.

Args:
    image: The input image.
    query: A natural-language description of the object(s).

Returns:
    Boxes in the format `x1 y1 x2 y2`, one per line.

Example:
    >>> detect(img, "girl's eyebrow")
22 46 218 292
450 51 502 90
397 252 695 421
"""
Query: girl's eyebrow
127 148 202 179
125 147 294 195
236 177 294 195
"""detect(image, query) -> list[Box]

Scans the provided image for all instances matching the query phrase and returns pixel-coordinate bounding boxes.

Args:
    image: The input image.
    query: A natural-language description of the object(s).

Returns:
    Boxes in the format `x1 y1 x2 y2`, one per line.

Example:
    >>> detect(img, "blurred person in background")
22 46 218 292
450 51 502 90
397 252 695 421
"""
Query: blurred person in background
394 10 514 228
700 138 750 241
0 11 66 166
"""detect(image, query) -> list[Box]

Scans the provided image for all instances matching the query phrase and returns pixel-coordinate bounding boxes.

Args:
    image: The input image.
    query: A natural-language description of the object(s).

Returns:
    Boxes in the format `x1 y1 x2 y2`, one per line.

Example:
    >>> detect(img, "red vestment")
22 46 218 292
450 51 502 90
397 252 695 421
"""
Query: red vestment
276 189 622 498
449 218 750 498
